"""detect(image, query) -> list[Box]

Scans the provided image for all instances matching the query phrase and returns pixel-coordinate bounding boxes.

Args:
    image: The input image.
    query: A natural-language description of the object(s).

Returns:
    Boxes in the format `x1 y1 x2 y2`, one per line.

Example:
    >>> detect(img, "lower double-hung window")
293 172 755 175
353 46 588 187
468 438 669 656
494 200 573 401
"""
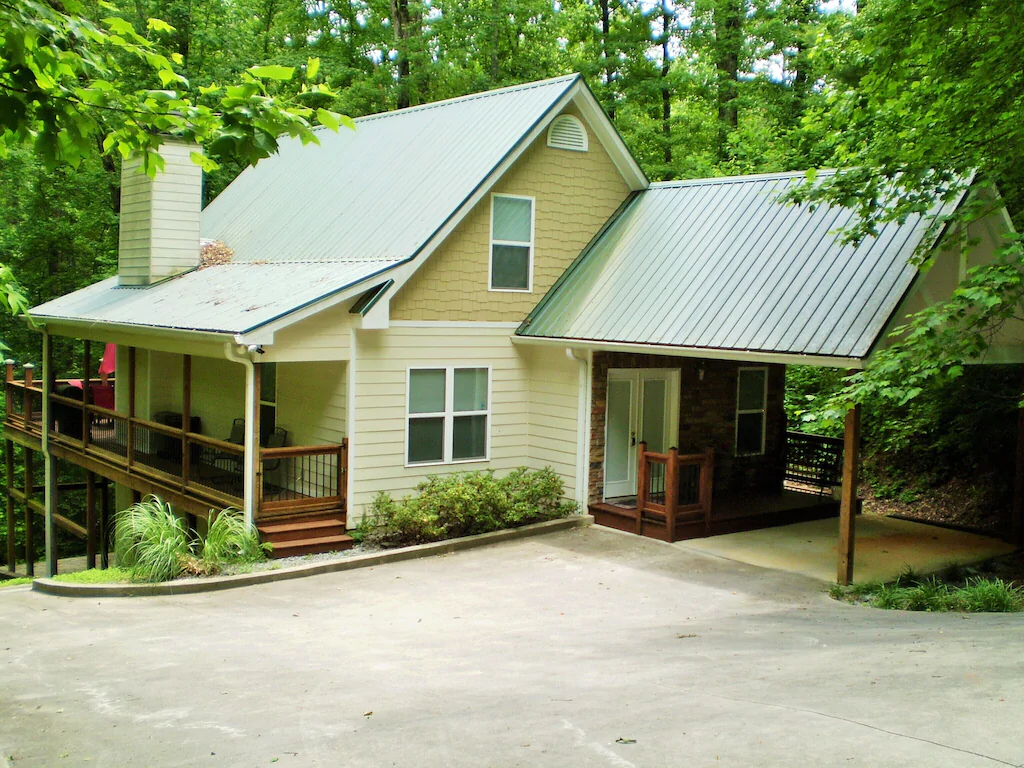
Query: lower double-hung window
407 367 490 465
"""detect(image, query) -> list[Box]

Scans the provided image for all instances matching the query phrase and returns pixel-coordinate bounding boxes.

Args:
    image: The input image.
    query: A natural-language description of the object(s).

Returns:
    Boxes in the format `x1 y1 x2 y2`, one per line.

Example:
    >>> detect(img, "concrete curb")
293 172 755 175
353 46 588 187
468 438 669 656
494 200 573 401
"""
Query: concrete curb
32 515 593 598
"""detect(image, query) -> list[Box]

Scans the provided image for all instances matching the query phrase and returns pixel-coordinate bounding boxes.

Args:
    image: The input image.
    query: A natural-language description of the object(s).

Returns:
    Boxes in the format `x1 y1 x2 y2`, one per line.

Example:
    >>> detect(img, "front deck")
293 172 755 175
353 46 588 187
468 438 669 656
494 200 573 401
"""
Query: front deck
2 356 348 573
591 489 839 542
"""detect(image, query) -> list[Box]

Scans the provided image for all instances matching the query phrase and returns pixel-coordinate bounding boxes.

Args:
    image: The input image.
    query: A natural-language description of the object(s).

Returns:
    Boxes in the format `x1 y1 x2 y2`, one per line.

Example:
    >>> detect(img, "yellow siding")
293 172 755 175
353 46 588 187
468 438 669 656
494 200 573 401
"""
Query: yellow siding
276 361 347 445
265 302 352 362
191 356 245 438
391 106 632 322
349 326 580 522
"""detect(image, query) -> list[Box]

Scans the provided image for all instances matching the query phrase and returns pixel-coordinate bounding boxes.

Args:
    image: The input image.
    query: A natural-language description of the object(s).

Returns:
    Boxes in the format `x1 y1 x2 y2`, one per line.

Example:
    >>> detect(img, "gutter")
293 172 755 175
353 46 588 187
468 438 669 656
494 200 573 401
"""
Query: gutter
513 335 866 370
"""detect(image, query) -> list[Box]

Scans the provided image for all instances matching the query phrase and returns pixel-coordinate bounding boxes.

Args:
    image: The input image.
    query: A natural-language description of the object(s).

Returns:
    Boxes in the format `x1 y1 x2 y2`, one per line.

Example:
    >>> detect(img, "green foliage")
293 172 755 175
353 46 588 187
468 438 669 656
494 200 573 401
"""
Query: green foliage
201 508 270 564
831 568 1024 612
356 467 578 548
0 576 33 588
114 495 265 582
114 495 194 582
50 567 131 584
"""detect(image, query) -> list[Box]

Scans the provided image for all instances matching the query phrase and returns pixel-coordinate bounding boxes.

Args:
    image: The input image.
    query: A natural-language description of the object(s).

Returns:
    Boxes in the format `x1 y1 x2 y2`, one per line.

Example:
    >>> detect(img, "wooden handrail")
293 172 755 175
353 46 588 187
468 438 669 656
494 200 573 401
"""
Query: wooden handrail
186 431 244 454
260 443 341 459
130 416 183 439
637 443 715 541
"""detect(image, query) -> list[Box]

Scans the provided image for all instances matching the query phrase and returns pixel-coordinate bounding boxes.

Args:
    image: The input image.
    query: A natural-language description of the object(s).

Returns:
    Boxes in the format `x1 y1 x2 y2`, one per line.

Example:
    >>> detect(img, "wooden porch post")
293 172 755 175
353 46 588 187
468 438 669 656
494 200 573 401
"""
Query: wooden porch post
23 447 34 577
665 447 679 542
82 341 91 450
41 331 58 577
837 404 861 585
100 478 110 569
5 439 14 573
85 470 97 569
127 347 136 471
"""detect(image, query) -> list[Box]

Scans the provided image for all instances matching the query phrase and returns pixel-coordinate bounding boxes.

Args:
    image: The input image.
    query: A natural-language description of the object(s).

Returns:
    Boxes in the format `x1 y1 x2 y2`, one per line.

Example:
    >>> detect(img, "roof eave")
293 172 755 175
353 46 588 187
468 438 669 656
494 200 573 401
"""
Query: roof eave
511 334 866 370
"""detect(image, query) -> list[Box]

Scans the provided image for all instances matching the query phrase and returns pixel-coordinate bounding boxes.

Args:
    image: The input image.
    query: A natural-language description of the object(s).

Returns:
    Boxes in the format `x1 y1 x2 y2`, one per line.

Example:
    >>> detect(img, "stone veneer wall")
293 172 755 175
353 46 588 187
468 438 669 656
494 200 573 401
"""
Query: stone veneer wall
589 352 786 505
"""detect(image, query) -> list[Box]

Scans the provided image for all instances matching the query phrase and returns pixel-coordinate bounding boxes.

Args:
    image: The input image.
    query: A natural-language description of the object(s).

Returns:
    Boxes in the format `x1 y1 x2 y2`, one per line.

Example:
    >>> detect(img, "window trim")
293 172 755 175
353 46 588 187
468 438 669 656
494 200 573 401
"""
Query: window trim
734 366 768 457
405 365 492 467
488 193 535 293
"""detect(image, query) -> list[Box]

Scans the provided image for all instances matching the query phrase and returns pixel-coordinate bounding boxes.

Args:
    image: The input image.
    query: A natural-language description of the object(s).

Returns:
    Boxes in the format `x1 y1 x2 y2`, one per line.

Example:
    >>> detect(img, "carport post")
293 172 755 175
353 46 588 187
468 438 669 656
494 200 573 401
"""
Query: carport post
837 404 861 585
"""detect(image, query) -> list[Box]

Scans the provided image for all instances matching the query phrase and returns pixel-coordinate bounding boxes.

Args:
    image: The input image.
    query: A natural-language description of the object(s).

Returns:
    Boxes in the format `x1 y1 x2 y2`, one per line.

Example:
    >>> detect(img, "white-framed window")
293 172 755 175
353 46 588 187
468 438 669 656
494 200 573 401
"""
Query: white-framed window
406 366 490 466
489 193 534 292
735 367 768 456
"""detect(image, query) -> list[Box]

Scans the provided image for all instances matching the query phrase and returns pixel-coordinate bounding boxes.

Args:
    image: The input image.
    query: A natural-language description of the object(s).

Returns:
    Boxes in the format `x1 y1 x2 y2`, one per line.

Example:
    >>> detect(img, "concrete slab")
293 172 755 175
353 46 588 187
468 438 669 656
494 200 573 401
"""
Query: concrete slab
679 514 1015 583
1 527 1023 768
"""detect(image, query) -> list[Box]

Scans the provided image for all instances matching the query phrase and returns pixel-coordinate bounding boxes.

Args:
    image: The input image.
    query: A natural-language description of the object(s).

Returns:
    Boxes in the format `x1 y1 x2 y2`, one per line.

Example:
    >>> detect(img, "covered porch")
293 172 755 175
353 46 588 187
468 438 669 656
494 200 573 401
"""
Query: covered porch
2 335 350 575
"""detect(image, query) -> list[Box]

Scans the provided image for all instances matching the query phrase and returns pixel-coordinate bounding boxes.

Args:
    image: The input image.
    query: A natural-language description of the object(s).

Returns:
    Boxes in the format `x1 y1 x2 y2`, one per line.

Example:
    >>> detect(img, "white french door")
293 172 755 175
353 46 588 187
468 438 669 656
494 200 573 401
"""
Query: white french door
603 368 680 499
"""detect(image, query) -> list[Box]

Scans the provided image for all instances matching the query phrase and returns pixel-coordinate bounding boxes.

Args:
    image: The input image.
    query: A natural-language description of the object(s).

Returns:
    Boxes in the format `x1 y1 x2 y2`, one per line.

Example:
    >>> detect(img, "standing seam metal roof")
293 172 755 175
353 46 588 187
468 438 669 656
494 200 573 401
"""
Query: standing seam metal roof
518 171 964 359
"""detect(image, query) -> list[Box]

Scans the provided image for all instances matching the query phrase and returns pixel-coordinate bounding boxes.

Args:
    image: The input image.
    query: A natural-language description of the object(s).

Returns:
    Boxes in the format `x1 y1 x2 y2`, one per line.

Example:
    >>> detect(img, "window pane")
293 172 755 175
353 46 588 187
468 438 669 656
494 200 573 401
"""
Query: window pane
410 369 445 413
491 245 530 289
736 412 765 455
409 417 444 463
454 368 487 412
737 369 766 411
453 414 487 460
492 196 532 242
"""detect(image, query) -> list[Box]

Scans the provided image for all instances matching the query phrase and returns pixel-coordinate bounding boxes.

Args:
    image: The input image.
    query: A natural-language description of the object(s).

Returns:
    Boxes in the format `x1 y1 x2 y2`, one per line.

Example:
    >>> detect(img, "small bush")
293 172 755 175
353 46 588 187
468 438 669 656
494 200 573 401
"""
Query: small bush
202 509 269 565
115 496 194 583
114 496 266 583
359 467 577 548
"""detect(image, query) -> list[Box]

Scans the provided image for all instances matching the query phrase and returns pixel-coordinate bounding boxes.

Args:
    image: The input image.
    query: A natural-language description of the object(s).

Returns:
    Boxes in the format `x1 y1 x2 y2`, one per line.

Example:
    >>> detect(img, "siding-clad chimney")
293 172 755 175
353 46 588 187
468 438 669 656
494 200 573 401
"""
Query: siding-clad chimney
118 140 202 286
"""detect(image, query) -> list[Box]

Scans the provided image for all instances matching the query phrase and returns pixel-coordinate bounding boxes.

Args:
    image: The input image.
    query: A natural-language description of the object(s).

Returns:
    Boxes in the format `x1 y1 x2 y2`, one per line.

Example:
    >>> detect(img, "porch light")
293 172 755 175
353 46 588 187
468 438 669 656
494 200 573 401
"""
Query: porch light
697 362 705 381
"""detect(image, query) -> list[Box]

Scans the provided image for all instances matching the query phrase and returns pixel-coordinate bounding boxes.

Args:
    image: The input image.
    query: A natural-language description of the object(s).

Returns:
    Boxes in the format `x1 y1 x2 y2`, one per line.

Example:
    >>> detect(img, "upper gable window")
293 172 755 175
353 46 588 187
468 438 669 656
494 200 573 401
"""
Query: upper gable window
490 194 534 292
547 114 588 152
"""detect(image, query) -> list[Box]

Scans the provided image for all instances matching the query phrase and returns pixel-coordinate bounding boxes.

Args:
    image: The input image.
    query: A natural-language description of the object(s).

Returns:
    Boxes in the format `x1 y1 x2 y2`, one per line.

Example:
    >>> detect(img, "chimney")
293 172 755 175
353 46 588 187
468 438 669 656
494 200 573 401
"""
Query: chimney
118 139 202 286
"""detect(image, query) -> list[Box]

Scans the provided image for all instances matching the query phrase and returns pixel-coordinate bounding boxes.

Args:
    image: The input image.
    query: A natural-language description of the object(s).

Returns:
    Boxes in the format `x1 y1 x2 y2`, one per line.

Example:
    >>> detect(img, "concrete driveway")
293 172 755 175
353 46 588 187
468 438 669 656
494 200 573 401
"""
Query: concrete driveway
1 526 1022 768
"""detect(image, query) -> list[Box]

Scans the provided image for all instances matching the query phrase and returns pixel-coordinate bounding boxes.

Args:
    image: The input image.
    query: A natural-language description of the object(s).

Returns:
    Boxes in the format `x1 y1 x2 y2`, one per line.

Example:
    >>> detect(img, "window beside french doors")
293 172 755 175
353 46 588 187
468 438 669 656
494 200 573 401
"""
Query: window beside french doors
603 369 680 500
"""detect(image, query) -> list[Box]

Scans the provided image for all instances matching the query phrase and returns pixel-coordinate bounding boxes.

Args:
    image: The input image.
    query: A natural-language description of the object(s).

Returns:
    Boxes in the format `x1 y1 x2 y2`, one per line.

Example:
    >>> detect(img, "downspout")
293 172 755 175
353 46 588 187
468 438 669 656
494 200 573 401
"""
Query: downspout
566 347 592 511
224 340 258 529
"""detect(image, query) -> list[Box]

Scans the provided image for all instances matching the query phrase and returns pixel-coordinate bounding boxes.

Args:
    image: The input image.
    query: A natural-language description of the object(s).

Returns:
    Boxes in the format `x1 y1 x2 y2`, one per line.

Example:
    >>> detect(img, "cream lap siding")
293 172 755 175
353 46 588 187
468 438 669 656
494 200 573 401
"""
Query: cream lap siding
264 302 353 363
350 325 582 522
523 345 579 486
117 157 153 285
276 361 347 445
390 105 632 322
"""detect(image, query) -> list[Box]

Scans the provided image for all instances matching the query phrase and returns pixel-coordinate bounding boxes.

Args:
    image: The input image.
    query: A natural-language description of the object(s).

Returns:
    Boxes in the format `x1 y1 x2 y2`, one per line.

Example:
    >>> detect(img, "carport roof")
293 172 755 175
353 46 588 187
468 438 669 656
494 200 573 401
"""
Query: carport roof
517 171 967 361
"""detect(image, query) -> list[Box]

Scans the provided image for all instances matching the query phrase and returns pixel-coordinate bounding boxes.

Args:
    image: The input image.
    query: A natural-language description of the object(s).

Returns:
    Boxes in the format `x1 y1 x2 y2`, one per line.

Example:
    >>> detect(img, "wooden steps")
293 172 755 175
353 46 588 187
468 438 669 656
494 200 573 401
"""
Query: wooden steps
257 514 354 558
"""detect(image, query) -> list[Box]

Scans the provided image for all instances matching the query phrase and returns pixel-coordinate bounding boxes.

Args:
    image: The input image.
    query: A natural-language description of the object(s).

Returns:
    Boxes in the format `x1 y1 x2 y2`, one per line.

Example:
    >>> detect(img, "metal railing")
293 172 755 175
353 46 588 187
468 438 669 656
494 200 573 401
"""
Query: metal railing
260 440 347 518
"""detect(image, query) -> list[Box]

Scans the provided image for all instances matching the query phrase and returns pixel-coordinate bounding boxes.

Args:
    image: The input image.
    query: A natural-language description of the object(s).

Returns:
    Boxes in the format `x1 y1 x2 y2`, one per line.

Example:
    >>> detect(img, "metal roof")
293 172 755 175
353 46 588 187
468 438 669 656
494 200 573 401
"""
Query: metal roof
30 261 399 335
32 75 590 335
201 74 581 264
518 171 965 360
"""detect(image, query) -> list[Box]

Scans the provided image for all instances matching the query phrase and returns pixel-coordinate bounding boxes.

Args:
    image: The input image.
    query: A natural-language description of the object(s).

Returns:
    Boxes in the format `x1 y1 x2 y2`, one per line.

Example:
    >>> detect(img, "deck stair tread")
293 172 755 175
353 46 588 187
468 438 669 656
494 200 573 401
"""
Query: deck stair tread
258 513 351 557
266 534 355 558
258 518 345 535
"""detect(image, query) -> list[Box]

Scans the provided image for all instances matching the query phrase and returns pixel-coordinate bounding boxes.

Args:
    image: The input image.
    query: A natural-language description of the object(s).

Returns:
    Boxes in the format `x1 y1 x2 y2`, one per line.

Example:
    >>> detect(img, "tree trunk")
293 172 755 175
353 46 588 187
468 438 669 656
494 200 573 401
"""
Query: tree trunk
601 0 615 118
714 0 743 162
661 2 672 173
391 0 414 108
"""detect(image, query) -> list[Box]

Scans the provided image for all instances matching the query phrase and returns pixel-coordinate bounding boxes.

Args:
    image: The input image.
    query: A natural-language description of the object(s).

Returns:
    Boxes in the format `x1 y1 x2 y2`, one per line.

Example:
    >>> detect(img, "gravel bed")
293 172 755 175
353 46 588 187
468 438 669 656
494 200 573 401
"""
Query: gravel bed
220 543 381 575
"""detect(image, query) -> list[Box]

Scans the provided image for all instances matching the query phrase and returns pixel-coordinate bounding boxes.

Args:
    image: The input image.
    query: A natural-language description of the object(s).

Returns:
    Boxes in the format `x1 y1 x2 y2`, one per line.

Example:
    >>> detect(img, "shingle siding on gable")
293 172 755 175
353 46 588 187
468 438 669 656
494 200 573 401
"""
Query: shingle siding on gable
390 106 632 322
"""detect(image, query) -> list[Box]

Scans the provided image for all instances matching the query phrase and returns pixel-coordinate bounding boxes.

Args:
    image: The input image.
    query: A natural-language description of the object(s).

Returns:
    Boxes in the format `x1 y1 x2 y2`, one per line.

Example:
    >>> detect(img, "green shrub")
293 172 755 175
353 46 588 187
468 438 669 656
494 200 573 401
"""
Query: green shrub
832 571 1024 612
114 496 195 583
202 509 269 566
114 496 266 583
360 467 577 548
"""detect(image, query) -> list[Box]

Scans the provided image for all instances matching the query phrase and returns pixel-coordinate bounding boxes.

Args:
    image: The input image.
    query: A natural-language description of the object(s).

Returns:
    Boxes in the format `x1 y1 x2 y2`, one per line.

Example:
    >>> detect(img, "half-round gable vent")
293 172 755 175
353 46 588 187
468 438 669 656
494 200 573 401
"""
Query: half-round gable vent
546 115 588 152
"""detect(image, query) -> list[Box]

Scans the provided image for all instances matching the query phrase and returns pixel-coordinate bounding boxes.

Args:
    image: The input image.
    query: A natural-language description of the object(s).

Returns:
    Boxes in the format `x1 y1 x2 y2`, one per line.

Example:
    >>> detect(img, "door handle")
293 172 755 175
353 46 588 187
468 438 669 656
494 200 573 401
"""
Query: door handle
631 431 636 447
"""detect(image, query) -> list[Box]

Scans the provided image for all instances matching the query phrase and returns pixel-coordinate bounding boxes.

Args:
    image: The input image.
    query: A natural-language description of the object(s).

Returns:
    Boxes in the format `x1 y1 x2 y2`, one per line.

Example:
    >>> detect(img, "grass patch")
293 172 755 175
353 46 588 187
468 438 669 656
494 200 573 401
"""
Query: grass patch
50 567 131 585
831 566 1024 612
0 576 33 588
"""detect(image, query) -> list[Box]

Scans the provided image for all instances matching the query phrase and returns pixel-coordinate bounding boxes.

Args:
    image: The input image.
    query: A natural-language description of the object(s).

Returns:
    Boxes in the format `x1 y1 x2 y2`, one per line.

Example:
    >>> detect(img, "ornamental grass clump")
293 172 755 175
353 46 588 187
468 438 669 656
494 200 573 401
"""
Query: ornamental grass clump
355 467 577 548
114 496 267 583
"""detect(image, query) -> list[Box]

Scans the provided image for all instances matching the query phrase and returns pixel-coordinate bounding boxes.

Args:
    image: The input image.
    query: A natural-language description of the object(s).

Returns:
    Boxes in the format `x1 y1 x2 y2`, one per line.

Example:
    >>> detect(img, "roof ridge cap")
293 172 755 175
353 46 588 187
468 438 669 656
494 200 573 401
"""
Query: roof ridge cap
650 169 838 189
340 74 581 127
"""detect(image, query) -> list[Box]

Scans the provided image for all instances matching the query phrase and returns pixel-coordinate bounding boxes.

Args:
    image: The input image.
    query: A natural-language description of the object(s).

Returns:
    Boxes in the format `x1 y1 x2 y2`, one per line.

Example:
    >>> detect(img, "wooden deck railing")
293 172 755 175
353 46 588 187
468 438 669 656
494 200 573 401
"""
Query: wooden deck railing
4 376 347 520
260 439 347 519
636 442 715 540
